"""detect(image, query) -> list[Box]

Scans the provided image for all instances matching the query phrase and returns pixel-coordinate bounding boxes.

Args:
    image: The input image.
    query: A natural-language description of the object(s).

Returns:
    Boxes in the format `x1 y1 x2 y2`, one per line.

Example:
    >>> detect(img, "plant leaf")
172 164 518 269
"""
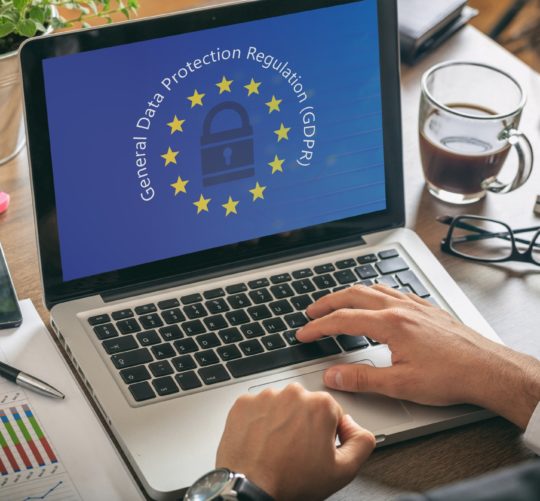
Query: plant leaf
13 0 29 14
0 20 15 38
28 6 45 25
16 18 37 38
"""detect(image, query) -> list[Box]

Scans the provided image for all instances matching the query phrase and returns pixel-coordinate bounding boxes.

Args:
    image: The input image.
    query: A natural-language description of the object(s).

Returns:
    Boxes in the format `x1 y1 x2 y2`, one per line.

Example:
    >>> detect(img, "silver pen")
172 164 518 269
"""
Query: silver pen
0 360 65 399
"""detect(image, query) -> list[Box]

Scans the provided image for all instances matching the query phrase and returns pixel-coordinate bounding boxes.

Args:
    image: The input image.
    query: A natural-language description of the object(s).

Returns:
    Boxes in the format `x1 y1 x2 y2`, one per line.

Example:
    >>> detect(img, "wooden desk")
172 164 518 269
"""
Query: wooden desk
0 2 539 498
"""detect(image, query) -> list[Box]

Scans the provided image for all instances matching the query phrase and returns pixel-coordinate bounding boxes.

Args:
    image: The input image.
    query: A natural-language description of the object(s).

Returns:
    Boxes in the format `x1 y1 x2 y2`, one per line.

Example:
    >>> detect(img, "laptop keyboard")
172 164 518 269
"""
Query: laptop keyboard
86 249 434 405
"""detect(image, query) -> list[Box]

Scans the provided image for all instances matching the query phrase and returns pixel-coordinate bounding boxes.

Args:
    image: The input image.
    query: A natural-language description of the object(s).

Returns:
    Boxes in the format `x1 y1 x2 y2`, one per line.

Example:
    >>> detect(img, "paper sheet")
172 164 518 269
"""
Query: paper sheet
0 300 144 501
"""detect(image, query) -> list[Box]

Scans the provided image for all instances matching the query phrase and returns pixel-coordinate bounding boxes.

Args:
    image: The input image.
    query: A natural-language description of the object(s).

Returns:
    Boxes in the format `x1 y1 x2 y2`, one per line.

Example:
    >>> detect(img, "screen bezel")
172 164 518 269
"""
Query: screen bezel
20 0 403 309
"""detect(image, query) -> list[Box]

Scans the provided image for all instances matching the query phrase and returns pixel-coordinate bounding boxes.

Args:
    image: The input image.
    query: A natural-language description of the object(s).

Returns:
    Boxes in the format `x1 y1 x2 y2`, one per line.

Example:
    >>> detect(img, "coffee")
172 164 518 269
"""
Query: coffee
419 104 511 195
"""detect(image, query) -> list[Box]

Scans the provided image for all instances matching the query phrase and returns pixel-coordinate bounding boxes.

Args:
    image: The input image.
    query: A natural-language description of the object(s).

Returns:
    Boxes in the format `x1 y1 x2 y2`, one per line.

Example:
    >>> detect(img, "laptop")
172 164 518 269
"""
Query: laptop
19 0 501 498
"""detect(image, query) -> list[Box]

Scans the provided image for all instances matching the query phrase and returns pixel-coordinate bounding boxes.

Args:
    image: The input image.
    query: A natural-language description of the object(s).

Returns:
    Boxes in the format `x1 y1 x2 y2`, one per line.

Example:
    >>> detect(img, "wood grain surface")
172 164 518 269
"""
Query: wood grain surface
0 2 539 499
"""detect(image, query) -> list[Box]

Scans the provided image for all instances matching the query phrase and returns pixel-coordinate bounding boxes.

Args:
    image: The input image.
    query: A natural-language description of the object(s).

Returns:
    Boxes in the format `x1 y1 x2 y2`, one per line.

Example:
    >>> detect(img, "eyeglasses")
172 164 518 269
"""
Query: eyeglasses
438 215 540 266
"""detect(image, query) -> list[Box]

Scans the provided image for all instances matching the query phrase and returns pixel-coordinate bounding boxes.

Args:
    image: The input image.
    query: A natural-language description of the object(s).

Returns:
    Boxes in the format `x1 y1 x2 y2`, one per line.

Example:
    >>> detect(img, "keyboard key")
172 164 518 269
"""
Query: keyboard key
379 249 399 259
120 365 150 384
313 274 337 290
149 360 174 377
248 278 270 289
196 333 221 349
206 298 229 314
174 338 198 354
247 305 272 321
337 335 369 352
270 283 295 299
199 365 231 385
162 308 186 324
290 295 313 311
137 330 161 346
88 314 110 326
175 371 203 391
152 376 179 396
226 310 250 326
182 319 206 336
262 317 287 334
262 334 286 350
284 313 309 329
102 335 138 354
129 381 156 402
183 303 208 319
218 327 243 344
249 289 273 304
376 257 409 275
111 348 152 369
117 318 141 335
333 285 350 292
396 270 430 298
336 259 356 269
139 313 164 330
239 339 264 356
195 349 219 366
292 279 316 294
334 269 358 284
270 273 292 284
171 355 197 372
314 263 335 274
354 265 378 280
181 293 203 305
135 304 157 315
228 293 252 309
283 330 300 346
226 283 247 294
217 345 242 361
240 322 265 339
269 299 293 316
357 254 377 264
227 338 341 378
159 325 183 342
158 298 180 310
376 276 398 288
292 268 313 279
204 314 228 331
111 309 134 321
94 323 119 340
203 288 225 299
360 279 374 286
312 290 331 301
151 343 176 360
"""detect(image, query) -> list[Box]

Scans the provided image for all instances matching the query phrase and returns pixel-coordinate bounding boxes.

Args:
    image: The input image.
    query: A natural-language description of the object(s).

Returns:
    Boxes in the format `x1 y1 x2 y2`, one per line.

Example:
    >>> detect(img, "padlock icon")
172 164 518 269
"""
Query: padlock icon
200 101 255 187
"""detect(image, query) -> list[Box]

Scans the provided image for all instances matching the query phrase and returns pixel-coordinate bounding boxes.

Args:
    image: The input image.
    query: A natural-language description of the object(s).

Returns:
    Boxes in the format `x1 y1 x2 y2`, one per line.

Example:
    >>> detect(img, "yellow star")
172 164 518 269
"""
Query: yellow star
244 78 261 96
268 155 285 174
193 194 211 214
167 116 186 134
187 89 206 108
171 176 189 196
222 196 239 216
265 95 282 114
249 182 267 201
161 147 179 166
216 76 233 94
274 123 291 142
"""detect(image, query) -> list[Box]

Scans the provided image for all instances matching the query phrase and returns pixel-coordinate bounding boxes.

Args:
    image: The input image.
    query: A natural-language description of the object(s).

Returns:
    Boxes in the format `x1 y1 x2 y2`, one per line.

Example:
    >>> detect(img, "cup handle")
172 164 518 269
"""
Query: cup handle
484 129 534 194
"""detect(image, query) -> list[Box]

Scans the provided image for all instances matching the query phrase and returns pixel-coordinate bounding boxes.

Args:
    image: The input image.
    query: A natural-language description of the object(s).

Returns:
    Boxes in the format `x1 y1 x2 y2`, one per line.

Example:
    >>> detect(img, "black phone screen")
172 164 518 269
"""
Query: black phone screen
0 247 22 328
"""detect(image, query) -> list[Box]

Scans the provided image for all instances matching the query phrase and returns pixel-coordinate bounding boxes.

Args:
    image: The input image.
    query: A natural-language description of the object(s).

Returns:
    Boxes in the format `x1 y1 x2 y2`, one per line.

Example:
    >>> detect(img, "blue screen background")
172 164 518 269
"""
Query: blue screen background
43 0 386 282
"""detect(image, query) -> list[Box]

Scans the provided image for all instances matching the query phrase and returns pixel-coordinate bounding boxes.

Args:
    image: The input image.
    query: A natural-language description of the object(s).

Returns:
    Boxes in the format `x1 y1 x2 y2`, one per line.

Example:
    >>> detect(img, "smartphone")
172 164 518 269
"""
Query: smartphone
0 244 22 329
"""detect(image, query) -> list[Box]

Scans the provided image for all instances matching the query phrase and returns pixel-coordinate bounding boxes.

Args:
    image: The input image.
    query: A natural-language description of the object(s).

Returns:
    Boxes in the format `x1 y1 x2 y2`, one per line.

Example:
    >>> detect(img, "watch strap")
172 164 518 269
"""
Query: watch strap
233 476 275 501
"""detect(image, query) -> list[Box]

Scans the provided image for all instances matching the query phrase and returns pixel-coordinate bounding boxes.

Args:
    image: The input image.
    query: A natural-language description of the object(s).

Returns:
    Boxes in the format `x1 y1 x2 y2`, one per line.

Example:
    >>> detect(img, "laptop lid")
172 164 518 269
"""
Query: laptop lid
20 0 403 309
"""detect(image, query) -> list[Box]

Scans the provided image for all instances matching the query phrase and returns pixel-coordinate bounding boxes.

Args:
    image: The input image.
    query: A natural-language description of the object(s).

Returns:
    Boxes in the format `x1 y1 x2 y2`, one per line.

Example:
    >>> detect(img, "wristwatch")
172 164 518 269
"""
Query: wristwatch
184 468 275 501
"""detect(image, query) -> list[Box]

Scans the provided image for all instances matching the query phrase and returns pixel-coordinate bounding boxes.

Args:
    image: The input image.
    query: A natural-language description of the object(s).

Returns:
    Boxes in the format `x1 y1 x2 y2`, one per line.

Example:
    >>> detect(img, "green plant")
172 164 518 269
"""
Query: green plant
0 0 139 53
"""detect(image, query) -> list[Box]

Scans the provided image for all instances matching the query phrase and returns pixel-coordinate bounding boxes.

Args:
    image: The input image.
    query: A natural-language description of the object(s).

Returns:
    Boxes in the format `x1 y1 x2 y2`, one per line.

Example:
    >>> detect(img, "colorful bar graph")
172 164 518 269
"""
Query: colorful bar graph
10 407 45 467
23 405 57 464
0 409 33 469
0 428 20 472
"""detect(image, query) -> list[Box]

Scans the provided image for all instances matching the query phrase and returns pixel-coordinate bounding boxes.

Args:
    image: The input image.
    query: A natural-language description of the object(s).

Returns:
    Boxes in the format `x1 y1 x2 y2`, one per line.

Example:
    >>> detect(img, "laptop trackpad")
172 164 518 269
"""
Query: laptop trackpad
248 360 413 432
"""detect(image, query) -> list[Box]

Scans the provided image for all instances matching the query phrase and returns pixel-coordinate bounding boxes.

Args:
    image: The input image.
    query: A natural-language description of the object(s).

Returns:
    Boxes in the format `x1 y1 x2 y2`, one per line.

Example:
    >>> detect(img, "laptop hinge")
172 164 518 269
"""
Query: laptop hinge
100 234 367 303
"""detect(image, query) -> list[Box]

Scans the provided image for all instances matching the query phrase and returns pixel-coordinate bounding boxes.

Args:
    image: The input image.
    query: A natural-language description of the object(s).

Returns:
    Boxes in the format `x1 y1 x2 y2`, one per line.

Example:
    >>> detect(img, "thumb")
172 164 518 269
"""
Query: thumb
335 414 375 477
324 363 395 394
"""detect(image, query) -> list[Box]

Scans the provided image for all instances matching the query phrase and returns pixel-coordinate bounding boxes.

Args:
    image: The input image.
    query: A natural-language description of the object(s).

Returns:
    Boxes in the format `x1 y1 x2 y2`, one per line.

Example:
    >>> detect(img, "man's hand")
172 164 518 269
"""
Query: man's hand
216 383 375 501
296 284 540 430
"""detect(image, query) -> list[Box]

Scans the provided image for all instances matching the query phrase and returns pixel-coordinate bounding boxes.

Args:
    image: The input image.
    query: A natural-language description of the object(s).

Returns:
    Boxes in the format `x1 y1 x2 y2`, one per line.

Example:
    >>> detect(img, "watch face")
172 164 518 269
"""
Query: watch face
187 468 231 501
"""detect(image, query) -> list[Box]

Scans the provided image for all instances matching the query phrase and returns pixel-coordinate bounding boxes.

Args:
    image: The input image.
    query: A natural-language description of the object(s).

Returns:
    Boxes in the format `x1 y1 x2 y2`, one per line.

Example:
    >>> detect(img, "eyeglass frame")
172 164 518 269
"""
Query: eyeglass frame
440 215 540 266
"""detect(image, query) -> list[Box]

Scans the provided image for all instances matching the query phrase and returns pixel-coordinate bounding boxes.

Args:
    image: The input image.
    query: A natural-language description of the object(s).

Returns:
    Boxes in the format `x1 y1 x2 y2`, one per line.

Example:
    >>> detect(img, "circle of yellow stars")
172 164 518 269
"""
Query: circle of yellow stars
161 75 292 217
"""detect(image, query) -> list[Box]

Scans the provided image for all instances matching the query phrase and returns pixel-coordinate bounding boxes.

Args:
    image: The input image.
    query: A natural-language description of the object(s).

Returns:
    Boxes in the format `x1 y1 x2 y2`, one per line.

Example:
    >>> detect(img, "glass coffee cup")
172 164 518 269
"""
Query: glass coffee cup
419 61 534 204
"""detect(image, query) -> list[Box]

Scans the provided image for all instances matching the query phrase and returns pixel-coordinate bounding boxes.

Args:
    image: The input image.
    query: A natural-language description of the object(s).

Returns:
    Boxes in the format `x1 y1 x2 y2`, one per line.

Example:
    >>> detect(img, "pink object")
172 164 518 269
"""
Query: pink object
0 192 10 214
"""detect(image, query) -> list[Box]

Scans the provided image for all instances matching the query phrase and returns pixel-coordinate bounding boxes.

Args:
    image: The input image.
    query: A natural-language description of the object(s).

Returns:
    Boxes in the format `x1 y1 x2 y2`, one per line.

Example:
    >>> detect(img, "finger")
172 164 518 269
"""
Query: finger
297 309 392 344
324 363 397 395
335 415 375 478
405 292 436 308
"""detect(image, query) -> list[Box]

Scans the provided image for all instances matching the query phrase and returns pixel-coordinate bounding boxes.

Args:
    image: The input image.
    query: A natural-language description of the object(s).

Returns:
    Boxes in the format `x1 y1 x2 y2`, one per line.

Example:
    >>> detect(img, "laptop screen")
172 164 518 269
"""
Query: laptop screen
40 0 386 282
